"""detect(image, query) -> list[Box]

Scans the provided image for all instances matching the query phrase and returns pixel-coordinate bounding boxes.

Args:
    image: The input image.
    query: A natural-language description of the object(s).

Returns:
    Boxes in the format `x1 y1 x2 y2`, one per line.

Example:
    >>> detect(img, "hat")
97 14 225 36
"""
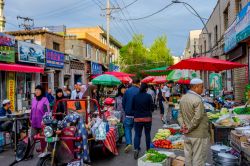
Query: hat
190 78 203 85
2 99 10 105
76 82 82 85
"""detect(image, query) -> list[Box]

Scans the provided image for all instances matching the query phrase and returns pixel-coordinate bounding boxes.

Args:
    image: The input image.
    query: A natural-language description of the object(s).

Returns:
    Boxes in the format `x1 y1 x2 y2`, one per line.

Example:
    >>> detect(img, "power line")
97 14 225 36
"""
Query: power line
121 0 138 10
113 0 136 34
33 0 86 18
93 0 103 9
120 2 174 21
183 4 208 20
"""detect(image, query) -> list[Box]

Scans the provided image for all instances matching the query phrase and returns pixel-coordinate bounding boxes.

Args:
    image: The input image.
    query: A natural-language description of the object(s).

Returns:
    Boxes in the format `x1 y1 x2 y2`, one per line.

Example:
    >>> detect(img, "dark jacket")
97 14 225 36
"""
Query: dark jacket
46 93 55 104
132 92 154 121
122 86 139 116
0 107 12 117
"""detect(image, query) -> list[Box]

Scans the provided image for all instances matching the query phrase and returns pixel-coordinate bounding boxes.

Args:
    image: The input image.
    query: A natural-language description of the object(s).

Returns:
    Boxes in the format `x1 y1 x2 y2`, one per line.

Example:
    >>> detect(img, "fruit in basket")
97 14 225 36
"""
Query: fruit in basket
207 112 221 120
172 140 184 149
153 140 172 149
220 108 229 115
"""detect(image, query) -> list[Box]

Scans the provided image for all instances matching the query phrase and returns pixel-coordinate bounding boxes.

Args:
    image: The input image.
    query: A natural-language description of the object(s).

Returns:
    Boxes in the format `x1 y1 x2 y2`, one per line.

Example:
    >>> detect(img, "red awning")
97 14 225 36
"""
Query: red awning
0 63 44 73
168 57 247 72
104 71 135 77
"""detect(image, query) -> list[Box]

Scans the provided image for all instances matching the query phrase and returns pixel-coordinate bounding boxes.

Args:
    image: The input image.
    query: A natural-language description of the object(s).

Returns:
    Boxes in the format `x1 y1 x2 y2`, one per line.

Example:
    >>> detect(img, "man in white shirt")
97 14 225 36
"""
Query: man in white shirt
162 83 172 124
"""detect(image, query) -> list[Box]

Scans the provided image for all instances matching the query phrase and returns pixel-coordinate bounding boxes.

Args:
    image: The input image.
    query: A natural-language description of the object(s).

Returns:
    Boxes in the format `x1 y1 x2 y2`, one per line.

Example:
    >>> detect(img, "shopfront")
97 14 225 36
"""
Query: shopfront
70 60 85 88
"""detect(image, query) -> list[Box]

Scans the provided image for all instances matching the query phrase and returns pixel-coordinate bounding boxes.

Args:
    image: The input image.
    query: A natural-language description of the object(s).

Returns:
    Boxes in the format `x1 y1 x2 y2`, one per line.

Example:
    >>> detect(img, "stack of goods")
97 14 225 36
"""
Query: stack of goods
152 128 184 150
233 106 250 115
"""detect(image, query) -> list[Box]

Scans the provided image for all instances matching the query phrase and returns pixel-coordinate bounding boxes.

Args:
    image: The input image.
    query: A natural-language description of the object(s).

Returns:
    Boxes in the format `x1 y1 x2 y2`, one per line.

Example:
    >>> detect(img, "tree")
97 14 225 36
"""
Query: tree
149 35 174 67
119 34 173 77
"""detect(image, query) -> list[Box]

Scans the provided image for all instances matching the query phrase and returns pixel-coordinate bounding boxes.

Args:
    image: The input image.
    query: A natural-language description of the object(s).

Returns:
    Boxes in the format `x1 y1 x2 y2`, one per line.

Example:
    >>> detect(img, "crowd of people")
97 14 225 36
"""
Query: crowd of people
0 77 209 165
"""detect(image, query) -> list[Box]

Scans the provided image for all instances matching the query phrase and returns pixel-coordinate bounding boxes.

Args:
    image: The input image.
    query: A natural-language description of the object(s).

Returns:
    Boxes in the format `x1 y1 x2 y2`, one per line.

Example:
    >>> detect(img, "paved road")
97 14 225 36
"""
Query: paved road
0 110 212 166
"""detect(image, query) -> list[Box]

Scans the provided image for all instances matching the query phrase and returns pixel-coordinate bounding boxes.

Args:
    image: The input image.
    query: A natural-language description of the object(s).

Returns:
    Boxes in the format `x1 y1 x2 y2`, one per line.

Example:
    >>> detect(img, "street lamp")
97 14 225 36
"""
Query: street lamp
172 0 212 55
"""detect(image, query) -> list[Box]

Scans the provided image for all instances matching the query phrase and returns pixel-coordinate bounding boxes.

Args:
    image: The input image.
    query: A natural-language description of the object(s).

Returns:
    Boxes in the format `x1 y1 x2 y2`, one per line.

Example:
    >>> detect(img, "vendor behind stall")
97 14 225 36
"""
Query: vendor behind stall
0 99 13 132
178 78 209 166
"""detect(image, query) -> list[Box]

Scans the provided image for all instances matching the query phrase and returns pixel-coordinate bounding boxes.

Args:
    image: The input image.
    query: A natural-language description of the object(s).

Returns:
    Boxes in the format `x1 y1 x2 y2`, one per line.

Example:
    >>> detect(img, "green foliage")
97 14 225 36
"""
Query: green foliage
119 34 173 77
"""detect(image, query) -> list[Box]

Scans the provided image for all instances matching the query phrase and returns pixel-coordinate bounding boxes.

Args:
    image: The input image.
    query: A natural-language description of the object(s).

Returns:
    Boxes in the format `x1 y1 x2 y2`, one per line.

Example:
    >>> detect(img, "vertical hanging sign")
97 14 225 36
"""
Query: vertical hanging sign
7 72 16 111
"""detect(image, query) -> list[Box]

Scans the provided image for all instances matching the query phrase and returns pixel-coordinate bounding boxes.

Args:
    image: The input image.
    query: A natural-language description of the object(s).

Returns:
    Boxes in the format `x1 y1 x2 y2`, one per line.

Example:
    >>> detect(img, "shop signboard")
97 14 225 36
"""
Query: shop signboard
209 73 222 97
224 20 237 53
18 41 45 64
7 72 16 111
236 2 250 42
45 49 64 68
109 63 120 71
0 46 15 62
0 33 15 47
91 62 102 75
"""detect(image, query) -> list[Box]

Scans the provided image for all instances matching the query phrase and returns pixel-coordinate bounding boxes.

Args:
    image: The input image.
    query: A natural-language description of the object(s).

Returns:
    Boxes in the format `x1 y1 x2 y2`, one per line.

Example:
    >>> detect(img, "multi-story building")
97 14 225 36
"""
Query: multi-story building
199 0 249 101
65 26 122 82
184 30 201 59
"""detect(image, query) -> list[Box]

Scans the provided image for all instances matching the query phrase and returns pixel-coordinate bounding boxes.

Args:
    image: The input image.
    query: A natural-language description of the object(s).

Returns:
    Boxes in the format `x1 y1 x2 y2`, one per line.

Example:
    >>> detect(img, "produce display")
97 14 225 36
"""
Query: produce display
153 129 171 141
172 140 184 150
233 107 250 115
153 140 172 149
144 149 167 163
207 108 229 120
215 114 241 127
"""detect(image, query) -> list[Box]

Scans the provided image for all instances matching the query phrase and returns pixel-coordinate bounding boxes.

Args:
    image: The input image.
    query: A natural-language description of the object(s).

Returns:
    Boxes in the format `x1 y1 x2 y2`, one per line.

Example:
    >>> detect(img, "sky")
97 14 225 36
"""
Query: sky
5 0 217 56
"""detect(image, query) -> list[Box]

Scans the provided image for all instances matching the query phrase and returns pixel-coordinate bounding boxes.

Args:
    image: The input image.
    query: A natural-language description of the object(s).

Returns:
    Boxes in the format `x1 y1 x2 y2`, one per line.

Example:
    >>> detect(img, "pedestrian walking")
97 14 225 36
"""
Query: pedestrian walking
157 84 165 122
178 78 209 166
0 99 13 133
162 82 172 124
71 82 84 99
122 77 140 153
29 85 50 157
115 84 127 122
55 88 66 120
132 83 154 159
46 88 55 110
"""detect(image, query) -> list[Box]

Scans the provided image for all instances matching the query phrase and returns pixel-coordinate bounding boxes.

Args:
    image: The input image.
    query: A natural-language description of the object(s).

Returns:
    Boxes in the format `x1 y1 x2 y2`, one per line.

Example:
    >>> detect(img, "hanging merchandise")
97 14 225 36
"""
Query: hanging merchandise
95 122 108 141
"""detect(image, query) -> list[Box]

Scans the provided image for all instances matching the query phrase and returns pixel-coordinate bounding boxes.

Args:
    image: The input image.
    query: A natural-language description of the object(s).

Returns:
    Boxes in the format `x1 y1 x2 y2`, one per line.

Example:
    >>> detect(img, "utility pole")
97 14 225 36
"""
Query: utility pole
17 16 34 30
0 0 5 32
106 0 110 67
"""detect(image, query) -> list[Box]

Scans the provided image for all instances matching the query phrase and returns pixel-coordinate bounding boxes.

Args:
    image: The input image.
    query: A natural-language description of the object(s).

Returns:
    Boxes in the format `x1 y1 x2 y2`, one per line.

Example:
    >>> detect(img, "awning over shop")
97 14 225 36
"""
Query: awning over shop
0 63 44 73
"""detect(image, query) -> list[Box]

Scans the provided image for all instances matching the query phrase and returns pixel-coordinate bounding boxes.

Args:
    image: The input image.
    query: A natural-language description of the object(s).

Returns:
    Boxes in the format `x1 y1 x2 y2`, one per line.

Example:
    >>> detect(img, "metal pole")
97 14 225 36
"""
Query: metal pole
106 0 110 69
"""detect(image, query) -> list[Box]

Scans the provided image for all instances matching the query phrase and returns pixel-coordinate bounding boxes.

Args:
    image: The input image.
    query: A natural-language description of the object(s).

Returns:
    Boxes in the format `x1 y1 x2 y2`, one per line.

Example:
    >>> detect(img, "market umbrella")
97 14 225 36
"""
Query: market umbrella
92 74 121 86
152 76 167 84
116 76 132 84
141 66 171 76
168 56 247 72
104 71 135 77
141 76 155 83
167 70 198 81
177 78 191 84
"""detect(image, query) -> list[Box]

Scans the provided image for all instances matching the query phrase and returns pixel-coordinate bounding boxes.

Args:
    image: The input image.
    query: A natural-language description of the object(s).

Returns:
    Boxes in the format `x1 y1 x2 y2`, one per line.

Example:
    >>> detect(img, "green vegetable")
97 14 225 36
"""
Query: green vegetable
145 149 167 163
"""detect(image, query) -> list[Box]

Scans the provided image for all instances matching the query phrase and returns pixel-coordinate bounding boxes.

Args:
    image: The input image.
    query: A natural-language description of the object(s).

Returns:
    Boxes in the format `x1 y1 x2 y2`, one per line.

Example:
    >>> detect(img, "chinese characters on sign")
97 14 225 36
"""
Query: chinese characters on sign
91 62 102 75
45 49 64 68
7 72 16 111
0 33 15 47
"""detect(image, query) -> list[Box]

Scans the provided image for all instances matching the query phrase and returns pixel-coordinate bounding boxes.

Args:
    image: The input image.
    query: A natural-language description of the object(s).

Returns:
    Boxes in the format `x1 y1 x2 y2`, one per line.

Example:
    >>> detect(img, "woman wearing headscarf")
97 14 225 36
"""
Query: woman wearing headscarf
132 83 154 159
29 85 50 156
115 84 127 122
55 88 66 120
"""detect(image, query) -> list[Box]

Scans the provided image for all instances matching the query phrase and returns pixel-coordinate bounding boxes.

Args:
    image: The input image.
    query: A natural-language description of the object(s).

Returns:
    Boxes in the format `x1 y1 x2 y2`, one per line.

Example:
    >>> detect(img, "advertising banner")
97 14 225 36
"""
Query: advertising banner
91 62 102 75
7 72 16 111
209 73 222 97
0 46 15 62
0 33 15 47
45 49 64 68
224 20 237 53
18 41 45 64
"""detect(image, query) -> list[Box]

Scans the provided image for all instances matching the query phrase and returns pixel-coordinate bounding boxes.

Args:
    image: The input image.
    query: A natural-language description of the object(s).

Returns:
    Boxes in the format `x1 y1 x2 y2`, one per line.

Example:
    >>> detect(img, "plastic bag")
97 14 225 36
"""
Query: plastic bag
95 122 107 141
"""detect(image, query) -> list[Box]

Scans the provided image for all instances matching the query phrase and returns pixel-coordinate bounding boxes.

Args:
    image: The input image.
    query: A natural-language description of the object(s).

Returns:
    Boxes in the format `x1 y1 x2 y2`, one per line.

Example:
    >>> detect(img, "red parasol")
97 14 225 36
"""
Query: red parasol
104 71 135 77
141 76 155 83
116 76 132 84
152 76 167 84
177 78 190 84
168 57 247 72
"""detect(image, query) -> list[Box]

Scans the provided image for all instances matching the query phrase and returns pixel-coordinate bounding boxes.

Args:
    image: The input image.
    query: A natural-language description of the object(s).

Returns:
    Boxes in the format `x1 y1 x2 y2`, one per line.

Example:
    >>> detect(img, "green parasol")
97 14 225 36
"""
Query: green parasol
92 74 121 86
167 70 199 81
141 66 171 76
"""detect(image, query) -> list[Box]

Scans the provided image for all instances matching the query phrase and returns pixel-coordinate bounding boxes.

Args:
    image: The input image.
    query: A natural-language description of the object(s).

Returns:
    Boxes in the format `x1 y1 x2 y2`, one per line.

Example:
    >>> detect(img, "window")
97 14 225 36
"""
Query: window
235 0 242 14
53 42 60 51
224 4 230 30
214 25 218 44
86 44 92 58
204 40 207 54
24 39 34 43
96 49 100 61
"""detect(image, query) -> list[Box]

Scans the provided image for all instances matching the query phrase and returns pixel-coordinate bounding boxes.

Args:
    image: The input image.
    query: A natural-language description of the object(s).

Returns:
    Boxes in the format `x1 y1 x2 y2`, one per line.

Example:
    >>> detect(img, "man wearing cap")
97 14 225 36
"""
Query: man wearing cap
178 78 209 166
0 99 13 132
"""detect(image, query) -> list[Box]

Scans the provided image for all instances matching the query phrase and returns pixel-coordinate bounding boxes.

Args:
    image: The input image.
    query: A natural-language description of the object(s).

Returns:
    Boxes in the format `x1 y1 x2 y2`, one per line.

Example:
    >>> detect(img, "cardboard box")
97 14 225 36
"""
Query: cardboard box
171 156 185 166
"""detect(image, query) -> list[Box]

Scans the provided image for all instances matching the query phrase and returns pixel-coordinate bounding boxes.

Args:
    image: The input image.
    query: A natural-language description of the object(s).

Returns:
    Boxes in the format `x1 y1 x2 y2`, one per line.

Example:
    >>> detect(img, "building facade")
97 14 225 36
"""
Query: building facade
184 30 201 59
198 0 249 101
65 26 122 82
